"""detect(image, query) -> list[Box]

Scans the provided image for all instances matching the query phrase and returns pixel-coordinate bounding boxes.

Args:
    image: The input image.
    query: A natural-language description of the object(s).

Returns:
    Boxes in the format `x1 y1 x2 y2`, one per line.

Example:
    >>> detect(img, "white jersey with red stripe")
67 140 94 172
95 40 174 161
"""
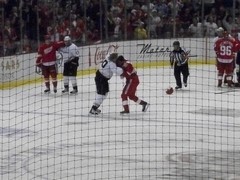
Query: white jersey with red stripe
98 56 123 79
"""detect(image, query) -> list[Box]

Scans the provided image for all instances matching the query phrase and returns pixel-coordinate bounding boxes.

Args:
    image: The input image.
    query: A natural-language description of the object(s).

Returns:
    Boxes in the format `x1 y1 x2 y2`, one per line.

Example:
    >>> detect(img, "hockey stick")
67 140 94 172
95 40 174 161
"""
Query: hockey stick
214 89 237 94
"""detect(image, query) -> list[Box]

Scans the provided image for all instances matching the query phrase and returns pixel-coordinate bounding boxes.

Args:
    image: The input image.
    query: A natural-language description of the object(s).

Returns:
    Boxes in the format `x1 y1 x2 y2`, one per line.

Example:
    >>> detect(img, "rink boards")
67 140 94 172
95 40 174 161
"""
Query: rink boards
0 38 215 89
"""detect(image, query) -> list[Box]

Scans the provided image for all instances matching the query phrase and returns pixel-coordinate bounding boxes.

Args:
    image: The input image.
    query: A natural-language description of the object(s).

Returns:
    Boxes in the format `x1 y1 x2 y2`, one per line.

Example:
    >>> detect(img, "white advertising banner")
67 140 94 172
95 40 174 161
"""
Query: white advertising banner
0 53 36 83
0 38 215 84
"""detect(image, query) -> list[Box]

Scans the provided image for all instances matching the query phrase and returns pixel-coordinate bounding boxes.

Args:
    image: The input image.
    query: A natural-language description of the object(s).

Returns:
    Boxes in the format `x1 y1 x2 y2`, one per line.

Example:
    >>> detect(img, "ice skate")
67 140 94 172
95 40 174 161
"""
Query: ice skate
217 80 222 87
234 83 240 87
89 108 100 115
96 109 101 114
44 89 50 94
62 89 69 94
142 103 150 112
120 110 130 115
70 89 78 95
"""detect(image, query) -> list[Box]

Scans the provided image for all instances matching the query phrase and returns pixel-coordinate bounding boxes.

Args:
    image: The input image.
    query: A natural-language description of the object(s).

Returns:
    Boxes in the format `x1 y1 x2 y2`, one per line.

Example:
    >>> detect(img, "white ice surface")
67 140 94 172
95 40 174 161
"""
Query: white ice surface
1 65 240 180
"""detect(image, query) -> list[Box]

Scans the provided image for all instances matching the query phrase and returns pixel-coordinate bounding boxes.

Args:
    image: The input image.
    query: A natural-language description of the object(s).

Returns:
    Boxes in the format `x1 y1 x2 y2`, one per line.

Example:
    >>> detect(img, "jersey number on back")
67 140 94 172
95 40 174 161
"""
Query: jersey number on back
101 60 108 68
220 45 232 56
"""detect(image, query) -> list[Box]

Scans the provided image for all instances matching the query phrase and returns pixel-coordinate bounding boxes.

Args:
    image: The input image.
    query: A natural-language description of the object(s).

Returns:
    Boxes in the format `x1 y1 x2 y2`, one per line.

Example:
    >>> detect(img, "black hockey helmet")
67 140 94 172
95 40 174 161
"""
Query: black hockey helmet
116 55 125 67
173 41 180 46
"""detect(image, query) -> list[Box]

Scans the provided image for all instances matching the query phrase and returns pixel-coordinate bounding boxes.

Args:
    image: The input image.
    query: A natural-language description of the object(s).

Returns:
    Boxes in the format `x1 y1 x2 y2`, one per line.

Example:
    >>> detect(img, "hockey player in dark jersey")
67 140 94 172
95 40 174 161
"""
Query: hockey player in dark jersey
169 41 189 89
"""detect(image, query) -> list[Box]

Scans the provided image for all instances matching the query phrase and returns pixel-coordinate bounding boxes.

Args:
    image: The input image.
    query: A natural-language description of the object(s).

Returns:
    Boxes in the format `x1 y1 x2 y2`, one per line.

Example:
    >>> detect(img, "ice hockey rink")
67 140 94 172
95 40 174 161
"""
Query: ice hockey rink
1 65 240 180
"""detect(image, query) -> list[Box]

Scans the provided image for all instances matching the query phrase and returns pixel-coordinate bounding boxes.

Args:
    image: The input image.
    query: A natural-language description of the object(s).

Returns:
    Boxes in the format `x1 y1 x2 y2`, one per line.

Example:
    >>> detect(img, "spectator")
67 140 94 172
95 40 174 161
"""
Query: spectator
87 0 101 30
87 29 100 43
4 38 17 56
22 34 32 53
0 28 4 56
46 26 55 40
216 5 226 20
149 9 161 38
112 12 122 39
205 7 218 23
222 11 236 33
124 12 135 39
216 18 224 28
205 16 218 37
71 17 85 43
188 17 203 38
231 15 240 37
59 19 71 38
204 0 215 13
141 2 155 13
107 9 122 40
191 0 201 12
156 0 169 18
4 0 19 19
4 19 18 42
9 6 20 39
125 0 133 11
134 21 147 40
22 4 38 42
179 7 192 37
4 19 18 55
110 0 123 14
38 2 53 36
168 0 183 17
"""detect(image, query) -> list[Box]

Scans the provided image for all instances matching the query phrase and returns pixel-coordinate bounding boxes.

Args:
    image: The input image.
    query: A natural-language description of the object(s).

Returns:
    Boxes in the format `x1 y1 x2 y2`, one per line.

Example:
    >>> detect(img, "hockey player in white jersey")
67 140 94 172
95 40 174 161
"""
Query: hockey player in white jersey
59 36 79 94
89 53 123 115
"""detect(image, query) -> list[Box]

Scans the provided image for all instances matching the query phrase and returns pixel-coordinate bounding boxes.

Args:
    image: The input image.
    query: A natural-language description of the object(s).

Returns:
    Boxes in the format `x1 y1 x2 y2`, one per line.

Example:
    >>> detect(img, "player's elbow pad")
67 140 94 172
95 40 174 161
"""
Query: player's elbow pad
116 68 123 75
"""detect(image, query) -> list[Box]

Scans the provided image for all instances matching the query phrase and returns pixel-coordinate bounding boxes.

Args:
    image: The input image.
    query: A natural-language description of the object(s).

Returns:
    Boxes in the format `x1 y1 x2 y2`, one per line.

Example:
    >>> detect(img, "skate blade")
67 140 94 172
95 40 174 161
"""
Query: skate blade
143 104 150 112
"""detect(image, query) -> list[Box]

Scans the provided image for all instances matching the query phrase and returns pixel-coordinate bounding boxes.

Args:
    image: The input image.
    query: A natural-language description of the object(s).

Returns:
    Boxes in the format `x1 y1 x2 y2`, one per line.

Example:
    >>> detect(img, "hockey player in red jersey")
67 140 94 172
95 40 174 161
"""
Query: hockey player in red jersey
36 35 65 93
214 27 235 85
214 31 238 87
233 33 240 87
116 55 149 114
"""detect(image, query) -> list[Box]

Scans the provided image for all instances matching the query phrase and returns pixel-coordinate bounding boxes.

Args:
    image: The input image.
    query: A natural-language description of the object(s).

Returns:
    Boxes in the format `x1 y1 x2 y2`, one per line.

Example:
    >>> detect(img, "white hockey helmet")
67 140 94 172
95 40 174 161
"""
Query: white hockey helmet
216 27 224 32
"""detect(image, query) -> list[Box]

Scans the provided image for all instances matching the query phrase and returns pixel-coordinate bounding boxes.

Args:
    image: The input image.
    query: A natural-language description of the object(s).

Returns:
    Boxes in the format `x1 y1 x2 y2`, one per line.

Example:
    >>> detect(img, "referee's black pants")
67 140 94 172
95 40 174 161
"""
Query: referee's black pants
174 64 189 88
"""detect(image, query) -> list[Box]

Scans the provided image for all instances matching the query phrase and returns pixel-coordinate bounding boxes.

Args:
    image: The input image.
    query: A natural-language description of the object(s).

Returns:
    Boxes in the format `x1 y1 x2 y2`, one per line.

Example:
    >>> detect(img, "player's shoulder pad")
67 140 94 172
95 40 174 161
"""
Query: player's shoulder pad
70 43 77 47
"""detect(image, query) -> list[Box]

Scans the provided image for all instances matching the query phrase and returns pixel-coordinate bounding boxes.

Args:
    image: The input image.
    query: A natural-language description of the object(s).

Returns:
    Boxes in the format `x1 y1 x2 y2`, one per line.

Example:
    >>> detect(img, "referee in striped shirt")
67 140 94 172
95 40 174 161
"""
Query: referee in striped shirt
169 41 189 89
